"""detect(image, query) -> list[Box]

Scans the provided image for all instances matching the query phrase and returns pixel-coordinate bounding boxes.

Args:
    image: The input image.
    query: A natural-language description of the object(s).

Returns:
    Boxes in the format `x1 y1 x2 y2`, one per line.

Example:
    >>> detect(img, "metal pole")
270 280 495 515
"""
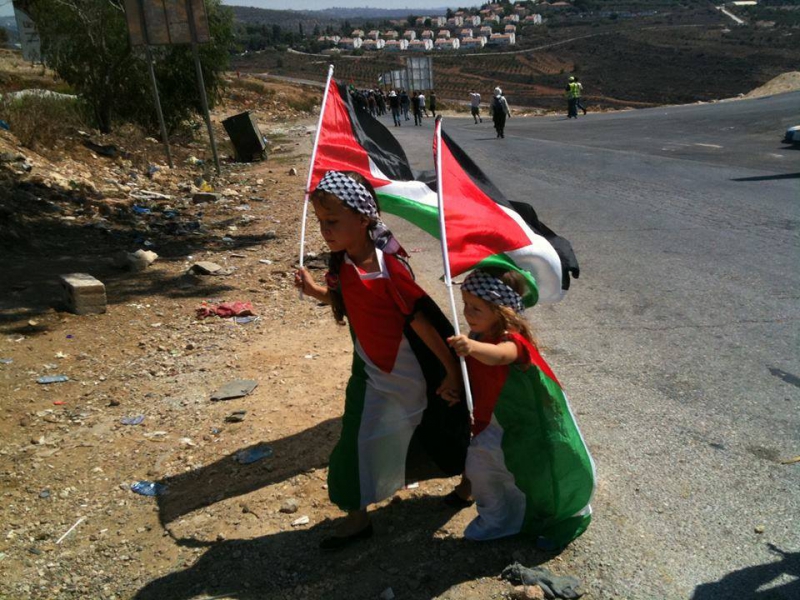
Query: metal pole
144 45 174 168
434 116 474 415
185 0 221 174
136 0 173 168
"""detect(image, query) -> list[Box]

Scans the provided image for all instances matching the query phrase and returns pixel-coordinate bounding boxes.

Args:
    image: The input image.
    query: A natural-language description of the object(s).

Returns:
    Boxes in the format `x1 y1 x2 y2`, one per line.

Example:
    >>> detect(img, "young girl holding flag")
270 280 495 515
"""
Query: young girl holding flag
447 268 595 549
295 170 469 550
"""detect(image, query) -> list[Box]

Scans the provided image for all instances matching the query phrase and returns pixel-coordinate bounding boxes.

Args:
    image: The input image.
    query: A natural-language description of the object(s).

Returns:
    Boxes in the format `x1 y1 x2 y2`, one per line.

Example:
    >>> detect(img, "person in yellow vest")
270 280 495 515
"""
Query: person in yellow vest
566 76 578 119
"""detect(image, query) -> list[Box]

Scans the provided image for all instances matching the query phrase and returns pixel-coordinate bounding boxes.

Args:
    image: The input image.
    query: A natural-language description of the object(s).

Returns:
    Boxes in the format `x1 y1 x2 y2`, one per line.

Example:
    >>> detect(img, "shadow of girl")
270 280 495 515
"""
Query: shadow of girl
155 418 340 539
135 495 553 600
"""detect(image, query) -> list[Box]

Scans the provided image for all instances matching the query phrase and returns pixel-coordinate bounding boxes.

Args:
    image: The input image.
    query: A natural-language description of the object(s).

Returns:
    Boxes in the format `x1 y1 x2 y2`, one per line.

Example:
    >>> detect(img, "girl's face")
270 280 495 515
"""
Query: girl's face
312 195 370 253
462 290 500 336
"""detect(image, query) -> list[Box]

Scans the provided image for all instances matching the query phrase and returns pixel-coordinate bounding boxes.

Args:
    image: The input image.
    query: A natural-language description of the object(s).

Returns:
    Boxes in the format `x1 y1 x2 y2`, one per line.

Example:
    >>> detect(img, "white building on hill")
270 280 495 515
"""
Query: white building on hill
460 36 487 49
408 39 434 51
361 39 385 51
339 37 363 49
435 37 460 50
384 39 409 51
489 32 515 46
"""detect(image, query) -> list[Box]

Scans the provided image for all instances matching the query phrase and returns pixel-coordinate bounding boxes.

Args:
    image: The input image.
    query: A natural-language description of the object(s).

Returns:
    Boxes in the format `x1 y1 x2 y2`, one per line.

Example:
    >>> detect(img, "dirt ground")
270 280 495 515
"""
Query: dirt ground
0 68 587 600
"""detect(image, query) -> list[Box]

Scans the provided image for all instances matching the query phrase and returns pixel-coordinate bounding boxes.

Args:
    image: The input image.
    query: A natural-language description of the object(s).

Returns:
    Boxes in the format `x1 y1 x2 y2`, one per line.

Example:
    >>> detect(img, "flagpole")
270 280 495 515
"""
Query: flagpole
299 64 335 298
435 117 474 415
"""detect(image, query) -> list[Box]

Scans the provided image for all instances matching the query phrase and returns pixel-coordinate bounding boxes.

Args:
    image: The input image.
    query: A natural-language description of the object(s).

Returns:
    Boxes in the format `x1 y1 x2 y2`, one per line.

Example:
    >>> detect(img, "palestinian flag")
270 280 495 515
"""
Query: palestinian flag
464 331 596 547
309 78 579 306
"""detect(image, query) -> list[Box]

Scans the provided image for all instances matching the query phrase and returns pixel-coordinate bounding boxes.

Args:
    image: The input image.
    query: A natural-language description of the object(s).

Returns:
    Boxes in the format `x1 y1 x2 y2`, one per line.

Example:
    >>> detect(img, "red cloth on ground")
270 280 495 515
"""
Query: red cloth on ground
196 301 254 319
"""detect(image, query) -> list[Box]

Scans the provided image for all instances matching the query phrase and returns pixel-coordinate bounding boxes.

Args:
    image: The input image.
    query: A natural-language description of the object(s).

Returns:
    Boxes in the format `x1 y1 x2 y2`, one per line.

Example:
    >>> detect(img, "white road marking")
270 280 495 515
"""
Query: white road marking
694 143 723 149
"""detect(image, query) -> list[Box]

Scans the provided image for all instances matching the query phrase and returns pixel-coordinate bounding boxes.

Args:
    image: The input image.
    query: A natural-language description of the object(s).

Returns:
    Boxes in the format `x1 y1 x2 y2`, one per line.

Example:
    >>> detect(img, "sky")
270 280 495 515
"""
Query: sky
0 1 487 19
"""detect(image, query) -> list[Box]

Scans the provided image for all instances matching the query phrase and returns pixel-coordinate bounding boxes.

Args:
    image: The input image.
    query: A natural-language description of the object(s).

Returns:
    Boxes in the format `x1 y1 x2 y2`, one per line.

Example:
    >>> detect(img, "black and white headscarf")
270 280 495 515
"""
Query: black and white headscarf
317 170 378 221
316 170 401 255
462 270 525 314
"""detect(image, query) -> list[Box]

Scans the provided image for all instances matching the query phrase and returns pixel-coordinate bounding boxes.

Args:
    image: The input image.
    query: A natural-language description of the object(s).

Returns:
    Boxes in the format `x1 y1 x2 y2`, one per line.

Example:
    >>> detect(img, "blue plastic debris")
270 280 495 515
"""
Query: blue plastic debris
132 205 151 216
0 120 9 131
37 375 69 384
235 445 273 465
130 481 168 496
121 415 145 426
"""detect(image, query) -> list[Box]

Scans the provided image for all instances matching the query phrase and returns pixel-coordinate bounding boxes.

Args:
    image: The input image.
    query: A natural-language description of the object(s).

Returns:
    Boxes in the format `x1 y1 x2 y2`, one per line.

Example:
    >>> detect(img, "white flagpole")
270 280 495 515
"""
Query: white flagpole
435 117 474 415
299 64 335 297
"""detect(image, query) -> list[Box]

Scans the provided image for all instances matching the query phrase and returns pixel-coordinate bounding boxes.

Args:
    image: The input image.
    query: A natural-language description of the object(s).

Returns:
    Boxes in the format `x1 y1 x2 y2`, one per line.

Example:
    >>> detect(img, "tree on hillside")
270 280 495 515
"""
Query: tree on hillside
32 0 233 134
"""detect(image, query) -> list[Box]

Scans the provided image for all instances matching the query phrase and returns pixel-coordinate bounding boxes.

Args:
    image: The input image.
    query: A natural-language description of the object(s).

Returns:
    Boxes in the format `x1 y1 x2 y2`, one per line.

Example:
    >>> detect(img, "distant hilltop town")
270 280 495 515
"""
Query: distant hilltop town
317 3 544 53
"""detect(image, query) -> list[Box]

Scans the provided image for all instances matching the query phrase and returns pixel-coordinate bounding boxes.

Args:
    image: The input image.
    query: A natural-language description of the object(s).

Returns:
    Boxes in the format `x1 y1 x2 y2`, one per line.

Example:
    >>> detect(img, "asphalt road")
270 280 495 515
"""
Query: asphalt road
380 93 800 599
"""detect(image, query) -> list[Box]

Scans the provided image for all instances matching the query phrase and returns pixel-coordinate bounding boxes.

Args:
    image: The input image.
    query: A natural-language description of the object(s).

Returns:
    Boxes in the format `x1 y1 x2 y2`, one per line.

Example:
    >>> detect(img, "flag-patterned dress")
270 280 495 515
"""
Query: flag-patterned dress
327 248 469 510
464 332 596 547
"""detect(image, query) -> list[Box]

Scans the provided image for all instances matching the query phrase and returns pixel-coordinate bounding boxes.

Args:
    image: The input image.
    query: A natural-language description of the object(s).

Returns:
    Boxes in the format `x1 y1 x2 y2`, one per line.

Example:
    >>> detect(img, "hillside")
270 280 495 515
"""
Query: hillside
232 5 800 111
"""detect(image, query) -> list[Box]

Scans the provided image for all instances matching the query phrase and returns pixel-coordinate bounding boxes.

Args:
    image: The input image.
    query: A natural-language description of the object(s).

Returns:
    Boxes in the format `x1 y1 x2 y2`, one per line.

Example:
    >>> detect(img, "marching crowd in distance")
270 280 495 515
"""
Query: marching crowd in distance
347 75 586 138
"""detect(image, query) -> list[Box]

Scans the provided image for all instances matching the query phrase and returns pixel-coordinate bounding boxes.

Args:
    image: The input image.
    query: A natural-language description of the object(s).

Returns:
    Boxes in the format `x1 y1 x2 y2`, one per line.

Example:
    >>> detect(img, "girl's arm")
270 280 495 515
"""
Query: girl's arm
294 267 331 304
448 335 518 366
409 312 463 405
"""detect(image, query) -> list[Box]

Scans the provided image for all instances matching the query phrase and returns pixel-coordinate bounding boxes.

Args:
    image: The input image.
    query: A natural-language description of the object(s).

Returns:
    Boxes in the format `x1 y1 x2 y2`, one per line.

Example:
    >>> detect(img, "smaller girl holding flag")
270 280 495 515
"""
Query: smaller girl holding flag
447 268 596 549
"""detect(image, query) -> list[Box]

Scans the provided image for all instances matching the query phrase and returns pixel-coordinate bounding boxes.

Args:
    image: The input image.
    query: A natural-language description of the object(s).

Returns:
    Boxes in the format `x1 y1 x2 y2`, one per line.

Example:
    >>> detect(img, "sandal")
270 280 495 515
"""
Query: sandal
319 522 373 551
443 490 474 509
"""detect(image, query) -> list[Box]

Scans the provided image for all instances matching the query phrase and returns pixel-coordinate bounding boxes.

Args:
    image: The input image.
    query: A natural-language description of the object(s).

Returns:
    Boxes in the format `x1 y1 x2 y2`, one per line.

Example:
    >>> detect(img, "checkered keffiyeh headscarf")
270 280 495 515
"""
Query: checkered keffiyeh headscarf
462 270 525 314
315 170 402 255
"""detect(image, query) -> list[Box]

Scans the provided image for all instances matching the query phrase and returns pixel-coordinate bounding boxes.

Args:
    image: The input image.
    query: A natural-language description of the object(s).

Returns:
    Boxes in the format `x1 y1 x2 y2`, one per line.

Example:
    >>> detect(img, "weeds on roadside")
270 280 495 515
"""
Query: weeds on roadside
286 91 320 113
0 92 88 150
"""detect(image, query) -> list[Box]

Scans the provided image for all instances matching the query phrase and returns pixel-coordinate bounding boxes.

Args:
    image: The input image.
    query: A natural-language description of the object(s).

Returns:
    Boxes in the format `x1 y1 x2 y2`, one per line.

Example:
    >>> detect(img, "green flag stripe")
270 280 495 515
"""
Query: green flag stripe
377 191 439 237
327 340 367 511
494 369 594 544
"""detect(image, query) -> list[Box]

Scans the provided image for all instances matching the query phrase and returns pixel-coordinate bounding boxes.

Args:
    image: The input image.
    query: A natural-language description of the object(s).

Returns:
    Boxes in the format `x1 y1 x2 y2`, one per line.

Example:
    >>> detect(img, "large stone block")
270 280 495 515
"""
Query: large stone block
60 273 107 315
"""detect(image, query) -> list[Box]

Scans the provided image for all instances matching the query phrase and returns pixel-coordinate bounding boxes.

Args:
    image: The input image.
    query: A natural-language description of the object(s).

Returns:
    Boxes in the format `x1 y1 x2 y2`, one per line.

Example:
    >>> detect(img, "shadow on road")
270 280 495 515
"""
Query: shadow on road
731 172 800 182
692 544 799 600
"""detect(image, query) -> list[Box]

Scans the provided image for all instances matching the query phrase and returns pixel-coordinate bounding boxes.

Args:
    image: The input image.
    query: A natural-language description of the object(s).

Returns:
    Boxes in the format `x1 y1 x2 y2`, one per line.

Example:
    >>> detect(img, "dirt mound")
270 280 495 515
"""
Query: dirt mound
746 71 800 98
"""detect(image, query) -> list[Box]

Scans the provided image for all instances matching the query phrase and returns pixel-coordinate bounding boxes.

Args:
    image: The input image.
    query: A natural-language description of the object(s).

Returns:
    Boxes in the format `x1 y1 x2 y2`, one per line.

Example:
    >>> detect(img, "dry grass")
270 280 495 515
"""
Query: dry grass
0 93 88 150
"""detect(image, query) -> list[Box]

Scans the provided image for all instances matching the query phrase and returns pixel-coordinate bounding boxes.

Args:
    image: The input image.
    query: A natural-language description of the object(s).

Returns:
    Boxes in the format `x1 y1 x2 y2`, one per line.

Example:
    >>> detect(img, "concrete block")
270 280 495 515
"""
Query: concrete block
60 273 107 315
